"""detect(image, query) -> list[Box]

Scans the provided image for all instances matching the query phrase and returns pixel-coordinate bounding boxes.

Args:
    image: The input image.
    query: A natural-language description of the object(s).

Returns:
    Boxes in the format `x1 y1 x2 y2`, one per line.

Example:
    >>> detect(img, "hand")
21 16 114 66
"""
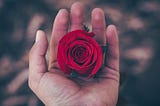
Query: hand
29 2 119 106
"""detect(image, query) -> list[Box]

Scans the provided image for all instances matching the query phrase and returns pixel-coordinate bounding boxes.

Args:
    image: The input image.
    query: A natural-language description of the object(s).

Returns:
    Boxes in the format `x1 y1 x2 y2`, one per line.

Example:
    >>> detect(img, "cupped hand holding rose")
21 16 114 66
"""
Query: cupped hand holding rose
29 2 119 106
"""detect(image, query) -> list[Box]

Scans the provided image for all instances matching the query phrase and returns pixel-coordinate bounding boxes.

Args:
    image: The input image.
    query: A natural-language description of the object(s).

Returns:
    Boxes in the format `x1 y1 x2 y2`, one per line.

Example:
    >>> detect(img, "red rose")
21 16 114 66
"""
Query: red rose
57 30 103 78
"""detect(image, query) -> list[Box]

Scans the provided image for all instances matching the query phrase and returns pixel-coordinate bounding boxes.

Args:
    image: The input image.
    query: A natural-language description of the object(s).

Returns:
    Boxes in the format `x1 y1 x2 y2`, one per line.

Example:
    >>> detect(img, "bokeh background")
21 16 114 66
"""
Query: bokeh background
0 0 160 106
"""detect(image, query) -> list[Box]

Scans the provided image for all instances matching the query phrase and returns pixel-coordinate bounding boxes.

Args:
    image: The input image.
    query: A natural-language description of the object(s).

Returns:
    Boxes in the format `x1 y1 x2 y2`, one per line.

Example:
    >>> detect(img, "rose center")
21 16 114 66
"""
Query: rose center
71 46 89 65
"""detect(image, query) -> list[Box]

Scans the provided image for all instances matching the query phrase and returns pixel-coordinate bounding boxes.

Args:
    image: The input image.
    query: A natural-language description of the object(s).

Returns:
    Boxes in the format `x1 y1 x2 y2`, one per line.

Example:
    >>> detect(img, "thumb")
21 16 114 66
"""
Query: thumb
29 30 48 91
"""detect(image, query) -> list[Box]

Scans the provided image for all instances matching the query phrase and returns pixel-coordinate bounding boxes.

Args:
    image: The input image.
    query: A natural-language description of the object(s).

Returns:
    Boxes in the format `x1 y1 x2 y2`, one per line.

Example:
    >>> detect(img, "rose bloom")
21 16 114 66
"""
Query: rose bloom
57 30 103 78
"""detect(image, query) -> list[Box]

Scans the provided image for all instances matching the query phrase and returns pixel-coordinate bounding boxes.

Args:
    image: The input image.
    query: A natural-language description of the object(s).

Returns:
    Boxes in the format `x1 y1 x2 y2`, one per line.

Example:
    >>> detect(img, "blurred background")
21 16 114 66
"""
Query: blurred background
0 0 160 106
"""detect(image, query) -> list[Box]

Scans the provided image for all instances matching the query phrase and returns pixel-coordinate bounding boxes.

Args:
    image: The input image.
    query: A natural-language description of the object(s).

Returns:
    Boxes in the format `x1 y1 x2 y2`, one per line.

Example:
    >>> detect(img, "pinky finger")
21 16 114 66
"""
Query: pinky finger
104 25 119 71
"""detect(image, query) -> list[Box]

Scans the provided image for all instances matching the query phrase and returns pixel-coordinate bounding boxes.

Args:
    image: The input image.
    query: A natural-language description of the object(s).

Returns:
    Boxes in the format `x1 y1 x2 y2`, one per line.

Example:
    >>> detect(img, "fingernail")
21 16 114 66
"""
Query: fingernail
108 25 116 35
36 30 42 42
58 9 66 15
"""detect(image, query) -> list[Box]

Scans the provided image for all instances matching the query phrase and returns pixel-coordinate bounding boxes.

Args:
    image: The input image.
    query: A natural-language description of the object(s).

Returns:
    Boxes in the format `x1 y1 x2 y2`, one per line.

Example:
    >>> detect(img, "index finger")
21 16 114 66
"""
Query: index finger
49 9 69 70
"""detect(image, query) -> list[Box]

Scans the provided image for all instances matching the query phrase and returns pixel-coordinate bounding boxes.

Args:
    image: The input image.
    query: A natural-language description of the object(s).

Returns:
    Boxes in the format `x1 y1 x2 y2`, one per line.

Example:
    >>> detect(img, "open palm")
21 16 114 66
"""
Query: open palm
29 2 119 106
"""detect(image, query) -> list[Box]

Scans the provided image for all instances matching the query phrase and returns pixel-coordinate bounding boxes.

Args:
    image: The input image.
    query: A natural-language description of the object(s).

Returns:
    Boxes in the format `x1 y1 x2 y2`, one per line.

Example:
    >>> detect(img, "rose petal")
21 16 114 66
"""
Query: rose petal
57 30 103 77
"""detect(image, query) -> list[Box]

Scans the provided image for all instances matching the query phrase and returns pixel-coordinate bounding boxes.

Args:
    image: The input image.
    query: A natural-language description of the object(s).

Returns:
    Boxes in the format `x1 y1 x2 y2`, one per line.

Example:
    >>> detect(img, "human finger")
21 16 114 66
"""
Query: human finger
29 30 48 91
49 9 69 70
70 2 84 31
91 8 106 44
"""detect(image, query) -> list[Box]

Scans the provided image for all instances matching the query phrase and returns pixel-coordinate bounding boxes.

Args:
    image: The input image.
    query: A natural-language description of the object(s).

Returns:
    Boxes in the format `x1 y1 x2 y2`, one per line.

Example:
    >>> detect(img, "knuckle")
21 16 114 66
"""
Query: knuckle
29 45 35 57
28 78 33 89
28 78 36 91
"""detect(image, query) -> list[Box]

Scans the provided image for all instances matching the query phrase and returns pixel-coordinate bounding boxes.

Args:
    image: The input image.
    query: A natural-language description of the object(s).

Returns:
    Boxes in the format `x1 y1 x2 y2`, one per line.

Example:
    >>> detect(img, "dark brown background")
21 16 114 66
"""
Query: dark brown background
0 0 160 106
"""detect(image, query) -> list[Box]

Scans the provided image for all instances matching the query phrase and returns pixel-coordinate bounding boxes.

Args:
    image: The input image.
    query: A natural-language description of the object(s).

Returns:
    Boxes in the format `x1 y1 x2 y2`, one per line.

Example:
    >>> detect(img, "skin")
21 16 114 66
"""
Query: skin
29 2 119 106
